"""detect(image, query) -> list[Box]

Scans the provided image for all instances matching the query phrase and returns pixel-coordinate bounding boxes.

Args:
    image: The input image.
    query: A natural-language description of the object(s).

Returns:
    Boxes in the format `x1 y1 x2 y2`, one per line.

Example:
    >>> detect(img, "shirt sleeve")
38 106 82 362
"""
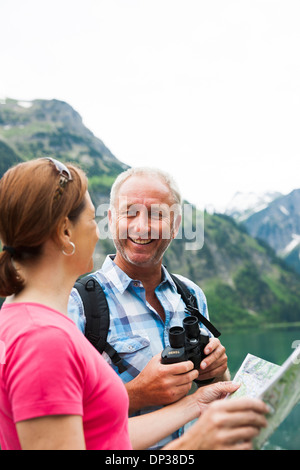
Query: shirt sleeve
68 288 86 333
5 326 85 423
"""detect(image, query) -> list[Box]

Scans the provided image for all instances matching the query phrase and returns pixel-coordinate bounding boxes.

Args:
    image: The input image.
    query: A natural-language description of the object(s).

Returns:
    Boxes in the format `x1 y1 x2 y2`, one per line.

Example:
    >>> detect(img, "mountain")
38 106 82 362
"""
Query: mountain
242 189 300 274
2 98 300 328
224 191 282 222
164 212 300 328
0 98 128 205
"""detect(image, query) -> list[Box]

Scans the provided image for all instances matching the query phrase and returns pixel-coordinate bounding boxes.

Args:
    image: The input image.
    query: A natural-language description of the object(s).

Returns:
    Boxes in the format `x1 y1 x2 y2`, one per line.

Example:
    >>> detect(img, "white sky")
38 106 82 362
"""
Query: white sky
1 0 300 210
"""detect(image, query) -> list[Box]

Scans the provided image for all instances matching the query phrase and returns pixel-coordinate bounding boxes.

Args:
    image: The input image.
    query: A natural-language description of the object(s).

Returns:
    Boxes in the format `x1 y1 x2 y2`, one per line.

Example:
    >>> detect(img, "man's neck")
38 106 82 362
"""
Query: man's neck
114 253 163 292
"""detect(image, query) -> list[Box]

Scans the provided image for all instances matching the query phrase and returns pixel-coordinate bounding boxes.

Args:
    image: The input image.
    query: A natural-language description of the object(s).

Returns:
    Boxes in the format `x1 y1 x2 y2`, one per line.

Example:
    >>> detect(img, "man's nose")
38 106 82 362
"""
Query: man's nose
134 212 150 238
127 205 150 239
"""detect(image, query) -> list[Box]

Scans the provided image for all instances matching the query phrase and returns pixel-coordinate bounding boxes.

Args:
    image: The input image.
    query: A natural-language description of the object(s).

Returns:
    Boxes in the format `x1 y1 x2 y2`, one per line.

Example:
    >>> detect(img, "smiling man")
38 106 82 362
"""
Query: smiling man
108 171 182 323
112 176 178 267
68 167 229 449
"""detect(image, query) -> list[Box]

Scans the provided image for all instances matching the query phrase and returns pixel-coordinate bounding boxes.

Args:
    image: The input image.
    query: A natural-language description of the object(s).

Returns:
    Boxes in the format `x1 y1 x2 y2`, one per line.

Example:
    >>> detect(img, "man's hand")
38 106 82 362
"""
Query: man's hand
126 353 199 414
197 338 229 382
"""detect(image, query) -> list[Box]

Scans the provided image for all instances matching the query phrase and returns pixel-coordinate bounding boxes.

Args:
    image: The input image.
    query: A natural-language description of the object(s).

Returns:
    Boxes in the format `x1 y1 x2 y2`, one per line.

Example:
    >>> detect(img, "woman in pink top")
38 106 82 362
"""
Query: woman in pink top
0 158 268 450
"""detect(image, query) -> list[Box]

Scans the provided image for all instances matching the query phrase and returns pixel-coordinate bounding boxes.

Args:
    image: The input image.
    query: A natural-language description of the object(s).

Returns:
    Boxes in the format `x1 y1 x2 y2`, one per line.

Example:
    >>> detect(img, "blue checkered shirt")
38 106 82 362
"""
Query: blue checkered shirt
68 255 210 448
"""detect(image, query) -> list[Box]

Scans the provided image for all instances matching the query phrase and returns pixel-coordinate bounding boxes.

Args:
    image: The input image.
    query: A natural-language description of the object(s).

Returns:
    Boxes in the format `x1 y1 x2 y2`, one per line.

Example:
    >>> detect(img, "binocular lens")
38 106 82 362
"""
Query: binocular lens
168 326 185 348
182 315 199 339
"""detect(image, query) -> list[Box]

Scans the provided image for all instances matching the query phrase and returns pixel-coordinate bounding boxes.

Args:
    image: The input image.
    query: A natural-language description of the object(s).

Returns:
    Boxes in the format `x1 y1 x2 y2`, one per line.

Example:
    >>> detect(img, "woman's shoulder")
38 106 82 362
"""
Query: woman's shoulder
1 301 81 353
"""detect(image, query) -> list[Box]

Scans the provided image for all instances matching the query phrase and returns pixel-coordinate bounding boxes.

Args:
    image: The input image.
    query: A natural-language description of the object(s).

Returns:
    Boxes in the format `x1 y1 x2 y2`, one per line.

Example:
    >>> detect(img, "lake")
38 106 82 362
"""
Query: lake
221 325 300 450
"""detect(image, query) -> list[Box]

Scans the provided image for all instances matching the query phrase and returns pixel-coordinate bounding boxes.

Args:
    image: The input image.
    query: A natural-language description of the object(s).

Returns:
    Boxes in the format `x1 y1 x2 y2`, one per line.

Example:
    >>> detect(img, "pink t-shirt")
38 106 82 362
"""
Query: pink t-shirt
0 302 132 450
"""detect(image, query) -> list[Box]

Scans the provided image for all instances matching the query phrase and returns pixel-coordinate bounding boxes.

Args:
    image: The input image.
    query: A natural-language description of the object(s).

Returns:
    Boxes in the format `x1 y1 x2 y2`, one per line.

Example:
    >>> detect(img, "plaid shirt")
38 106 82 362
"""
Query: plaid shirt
68 255 210 448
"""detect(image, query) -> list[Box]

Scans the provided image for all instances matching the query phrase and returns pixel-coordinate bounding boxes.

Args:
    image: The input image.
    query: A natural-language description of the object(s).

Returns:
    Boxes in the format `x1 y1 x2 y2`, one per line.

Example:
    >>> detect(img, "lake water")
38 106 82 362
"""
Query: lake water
221 326 300 450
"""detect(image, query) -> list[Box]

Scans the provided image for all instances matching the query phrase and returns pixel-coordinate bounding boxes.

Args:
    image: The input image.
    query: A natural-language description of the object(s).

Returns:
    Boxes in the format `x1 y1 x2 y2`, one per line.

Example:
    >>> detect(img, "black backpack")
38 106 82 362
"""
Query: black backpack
74 273 220 374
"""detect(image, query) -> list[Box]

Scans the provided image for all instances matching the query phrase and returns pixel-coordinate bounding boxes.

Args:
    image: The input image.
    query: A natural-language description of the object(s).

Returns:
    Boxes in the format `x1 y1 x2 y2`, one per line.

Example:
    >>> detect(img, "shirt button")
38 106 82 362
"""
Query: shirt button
133 281 140 287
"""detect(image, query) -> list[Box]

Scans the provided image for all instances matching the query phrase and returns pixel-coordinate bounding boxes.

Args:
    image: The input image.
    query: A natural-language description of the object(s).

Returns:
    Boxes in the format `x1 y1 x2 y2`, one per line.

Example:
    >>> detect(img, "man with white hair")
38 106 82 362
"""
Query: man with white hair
68 167 229 448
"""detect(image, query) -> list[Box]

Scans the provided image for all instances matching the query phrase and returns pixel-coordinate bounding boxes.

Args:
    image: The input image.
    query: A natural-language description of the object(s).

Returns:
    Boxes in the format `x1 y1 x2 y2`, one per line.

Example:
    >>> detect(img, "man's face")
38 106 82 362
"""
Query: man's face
109 175 181 268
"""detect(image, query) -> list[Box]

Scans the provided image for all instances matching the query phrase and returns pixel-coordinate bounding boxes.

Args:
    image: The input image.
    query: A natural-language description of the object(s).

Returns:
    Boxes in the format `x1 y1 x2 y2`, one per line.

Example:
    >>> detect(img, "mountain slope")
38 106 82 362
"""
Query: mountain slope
225 191 282 222
243 189 300 273
0 98 128 204
164 212 300 328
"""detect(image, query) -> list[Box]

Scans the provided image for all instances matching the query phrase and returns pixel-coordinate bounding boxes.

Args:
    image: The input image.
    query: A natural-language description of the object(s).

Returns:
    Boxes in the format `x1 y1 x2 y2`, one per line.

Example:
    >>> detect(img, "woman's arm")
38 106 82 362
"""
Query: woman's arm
164 397 269 451
128 381 239 450
16 415 86 450
128 392 197 450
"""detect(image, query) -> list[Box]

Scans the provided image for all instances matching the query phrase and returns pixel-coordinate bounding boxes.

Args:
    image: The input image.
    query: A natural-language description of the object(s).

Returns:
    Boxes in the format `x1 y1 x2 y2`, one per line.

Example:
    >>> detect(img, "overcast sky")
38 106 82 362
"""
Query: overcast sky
1 0 300 210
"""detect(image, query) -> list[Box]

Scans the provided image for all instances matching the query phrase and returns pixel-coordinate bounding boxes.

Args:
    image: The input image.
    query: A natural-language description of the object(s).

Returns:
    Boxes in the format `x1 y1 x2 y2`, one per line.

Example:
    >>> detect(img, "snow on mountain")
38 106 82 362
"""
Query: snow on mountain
281 234 300 256
224 191 282 222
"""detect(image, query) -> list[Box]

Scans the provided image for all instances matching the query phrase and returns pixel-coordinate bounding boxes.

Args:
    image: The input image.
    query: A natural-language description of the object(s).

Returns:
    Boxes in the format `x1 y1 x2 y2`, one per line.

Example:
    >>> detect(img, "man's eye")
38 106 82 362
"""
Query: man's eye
127 209 138 217
151 211 162 220
119 210 131 217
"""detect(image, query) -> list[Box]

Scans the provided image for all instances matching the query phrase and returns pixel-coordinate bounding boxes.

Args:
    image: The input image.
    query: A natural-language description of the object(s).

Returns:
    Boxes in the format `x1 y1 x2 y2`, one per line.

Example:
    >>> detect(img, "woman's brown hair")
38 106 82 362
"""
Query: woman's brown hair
0 158 88 297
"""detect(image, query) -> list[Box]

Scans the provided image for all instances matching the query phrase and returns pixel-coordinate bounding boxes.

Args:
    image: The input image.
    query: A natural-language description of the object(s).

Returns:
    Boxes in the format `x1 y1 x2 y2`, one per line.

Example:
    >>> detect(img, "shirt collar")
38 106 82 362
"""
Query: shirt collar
101 255 132 294
161 264 178 292
101 255 178 295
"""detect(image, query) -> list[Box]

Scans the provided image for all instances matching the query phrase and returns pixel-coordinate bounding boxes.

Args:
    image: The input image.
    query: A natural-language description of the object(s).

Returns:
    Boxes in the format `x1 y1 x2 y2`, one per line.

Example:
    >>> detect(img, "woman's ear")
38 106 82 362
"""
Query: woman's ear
54 217 73 248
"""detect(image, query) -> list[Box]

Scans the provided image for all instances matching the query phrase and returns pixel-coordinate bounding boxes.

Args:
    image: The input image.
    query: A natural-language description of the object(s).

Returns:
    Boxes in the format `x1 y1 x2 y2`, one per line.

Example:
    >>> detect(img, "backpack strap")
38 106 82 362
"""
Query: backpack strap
170 273 221 338
169 273 198 308
74 275 127 374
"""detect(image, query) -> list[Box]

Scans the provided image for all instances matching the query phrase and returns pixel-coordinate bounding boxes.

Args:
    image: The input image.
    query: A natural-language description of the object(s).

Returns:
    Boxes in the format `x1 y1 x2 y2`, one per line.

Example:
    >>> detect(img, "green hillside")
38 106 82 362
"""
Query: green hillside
0 98 127 203
164 213 300 329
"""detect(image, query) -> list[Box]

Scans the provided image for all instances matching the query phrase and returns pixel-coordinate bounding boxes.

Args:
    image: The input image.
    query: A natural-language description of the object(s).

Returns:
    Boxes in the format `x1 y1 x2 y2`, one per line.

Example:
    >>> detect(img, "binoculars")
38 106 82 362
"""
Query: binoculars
161 315 209 369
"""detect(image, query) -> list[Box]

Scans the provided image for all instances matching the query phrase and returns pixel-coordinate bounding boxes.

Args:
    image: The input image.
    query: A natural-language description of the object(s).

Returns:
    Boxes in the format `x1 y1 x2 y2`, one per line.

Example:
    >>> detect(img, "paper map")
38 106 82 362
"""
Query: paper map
228 346 300 449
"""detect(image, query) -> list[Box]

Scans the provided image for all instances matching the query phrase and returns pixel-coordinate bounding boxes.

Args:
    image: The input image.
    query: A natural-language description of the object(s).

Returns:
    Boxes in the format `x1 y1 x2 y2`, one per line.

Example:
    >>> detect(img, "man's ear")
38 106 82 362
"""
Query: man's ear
108 208 112 226
108 208 116 238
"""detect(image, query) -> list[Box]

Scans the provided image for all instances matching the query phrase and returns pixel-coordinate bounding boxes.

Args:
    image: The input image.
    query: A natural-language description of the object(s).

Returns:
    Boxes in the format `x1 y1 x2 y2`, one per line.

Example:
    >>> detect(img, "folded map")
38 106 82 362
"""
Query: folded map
228 345 300 449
